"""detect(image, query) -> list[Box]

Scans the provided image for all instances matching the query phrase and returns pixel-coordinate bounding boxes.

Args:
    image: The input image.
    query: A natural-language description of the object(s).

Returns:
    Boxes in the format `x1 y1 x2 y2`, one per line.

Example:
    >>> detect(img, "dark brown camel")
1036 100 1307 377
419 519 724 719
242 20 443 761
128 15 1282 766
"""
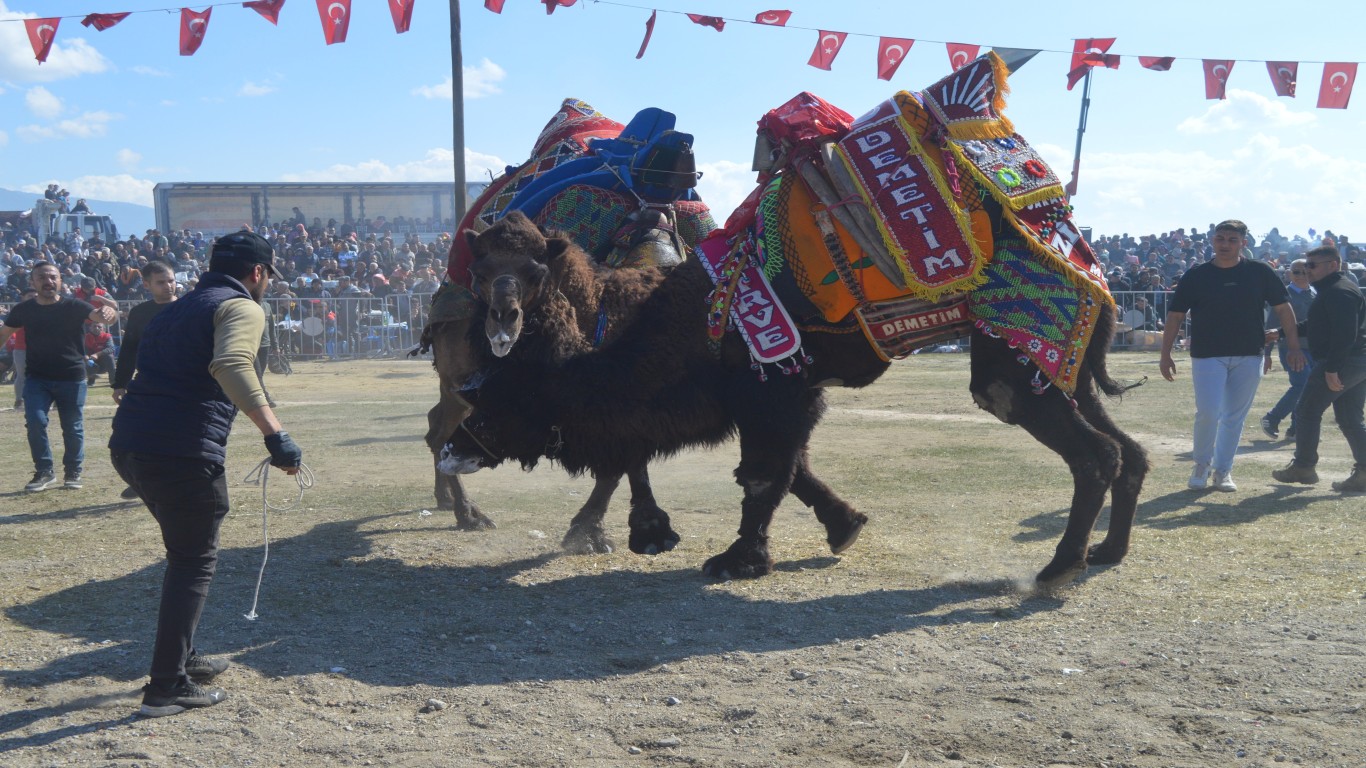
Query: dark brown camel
443 211 1147 589
421 212 678 554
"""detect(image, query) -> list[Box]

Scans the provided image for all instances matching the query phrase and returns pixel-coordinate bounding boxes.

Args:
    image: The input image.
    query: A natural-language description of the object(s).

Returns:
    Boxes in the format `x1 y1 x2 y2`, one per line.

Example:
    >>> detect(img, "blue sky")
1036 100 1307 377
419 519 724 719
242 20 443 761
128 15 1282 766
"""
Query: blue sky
0 0 1362 241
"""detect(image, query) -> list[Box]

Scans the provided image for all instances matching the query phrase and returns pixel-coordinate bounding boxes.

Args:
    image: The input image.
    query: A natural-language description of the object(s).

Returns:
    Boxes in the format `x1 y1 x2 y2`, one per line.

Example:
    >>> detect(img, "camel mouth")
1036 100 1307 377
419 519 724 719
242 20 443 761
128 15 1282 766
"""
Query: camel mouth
488 330 516 358
437 447 486 475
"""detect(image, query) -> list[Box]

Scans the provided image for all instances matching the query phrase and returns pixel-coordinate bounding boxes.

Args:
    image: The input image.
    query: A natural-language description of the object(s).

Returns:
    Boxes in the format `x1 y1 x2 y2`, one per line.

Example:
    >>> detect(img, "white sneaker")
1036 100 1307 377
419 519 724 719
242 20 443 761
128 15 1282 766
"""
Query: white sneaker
1212 470 1237 492
1188 463 1211 490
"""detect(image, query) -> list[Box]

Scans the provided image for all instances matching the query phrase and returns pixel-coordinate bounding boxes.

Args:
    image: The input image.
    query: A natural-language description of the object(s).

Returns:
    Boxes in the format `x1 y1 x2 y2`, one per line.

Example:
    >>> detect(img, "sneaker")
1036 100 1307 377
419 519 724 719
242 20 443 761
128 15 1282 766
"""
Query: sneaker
1331 466 1366 493
1285 426 1297 440
1260 417 1279 440
1272 462 1319 485
120 486 140 500
184 653 229 682
1212 471 1237 492
1188 463 1211 490
25 471 56 492
63 471 83 489
139 680 227 718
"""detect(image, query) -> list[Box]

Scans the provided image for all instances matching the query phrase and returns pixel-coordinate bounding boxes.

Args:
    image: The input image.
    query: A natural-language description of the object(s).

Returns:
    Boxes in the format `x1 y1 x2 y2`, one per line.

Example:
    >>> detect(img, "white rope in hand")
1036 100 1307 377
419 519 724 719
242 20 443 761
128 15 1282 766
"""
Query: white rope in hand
240 458 314 621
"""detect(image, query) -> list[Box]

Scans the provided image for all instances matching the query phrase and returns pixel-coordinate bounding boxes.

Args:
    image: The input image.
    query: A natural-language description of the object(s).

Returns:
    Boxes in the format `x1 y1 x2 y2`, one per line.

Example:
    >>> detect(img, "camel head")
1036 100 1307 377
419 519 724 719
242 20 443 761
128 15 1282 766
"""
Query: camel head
465 211 554 358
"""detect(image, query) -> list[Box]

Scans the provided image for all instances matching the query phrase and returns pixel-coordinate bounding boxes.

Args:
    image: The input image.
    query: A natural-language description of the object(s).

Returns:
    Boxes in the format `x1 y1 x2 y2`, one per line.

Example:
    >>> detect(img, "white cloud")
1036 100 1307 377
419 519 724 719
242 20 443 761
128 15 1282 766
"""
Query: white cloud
25 86 62 119
15 110 119 141
238 81 277 97
413 59 506 100
280 148 510 184
0 3 112 83
20 174 156 206
117 148 142 170
694 159 756 224
1177 89 1315 135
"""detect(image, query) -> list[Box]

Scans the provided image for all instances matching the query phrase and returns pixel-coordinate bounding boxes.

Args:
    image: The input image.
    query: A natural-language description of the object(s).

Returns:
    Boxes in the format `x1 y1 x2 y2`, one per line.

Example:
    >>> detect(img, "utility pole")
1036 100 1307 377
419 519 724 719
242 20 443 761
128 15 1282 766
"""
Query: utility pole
1064 68 1092 198
449 0 467 224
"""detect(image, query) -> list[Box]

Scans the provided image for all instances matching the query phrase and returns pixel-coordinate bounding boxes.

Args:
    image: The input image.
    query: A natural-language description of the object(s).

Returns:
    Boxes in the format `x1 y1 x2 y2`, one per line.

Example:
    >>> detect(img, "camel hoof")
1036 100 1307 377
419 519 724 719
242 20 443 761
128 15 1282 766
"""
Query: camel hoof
562 525 614 555
629 523 681 555
1034 559 1087 591
701 543 772 580
454 509 496 531
1087 541 1127 566
828 514 866 555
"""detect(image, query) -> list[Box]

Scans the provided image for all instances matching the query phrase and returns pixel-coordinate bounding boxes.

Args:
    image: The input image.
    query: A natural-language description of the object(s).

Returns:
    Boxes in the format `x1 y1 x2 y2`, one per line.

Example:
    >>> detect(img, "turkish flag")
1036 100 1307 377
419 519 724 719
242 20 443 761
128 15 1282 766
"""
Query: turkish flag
636 10 656 60
808 31 847 71
1318 62 1357 109
754 10 792 26
484 0 506 12
687 14 725 31
946 42 980 72
81 13 130 31
542 0 576 14
244 0 284 25
877 37 914 81
24 18 59 63
1202 59 1234 100
179 8 212 57
1066 38 1119 90
1266 61 1297 98
316 0 351 45
389 0 414 33
1139 56 1174 71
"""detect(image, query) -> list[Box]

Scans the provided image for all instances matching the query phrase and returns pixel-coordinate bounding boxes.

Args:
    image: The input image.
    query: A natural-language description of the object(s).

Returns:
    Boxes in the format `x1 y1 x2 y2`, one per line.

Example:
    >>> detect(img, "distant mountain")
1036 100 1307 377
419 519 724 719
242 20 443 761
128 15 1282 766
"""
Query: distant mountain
0 187 156 238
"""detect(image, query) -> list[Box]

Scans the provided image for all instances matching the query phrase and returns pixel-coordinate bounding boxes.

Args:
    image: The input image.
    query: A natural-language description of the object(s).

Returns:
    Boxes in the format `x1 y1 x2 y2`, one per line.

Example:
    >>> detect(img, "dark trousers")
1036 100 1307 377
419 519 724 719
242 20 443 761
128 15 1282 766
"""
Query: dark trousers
112 451 230 685
1292 356 1366 469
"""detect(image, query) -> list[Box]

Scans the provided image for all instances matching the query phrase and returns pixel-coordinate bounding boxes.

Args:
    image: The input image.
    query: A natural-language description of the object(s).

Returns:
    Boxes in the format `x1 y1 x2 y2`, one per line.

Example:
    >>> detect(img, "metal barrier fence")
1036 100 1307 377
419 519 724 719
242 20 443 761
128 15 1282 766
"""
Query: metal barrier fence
3 289 1198 364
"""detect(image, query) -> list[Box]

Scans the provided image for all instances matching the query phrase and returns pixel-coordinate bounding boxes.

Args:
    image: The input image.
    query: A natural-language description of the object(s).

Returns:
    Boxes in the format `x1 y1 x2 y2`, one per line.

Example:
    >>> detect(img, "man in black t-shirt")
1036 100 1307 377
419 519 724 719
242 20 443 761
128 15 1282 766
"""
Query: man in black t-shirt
1159 220 1305 492
0 262 118 491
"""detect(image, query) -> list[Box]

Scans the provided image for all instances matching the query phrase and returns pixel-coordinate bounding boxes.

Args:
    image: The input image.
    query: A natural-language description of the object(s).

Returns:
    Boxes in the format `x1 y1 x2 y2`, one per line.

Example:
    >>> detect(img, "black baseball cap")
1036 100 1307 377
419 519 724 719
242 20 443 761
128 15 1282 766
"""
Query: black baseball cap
212 230 277 277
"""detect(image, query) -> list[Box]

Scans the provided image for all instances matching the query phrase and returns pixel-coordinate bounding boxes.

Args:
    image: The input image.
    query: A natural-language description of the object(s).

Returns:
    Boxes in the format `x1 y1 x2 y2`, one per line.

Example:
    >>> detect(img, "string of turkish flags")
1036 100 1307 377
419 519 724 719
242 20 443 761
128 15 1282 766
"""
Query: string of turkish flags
486 1 1359 110
19 0 416 60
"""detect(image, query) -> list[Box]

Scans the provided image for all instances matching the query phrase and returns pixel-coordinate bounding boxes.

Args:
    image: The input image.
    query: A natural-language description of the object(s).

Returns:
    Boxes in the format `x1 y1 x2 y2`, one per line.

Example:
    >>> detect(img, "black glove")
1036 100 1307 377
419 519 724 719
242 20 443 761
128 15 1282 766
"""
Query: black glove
264 431 303 469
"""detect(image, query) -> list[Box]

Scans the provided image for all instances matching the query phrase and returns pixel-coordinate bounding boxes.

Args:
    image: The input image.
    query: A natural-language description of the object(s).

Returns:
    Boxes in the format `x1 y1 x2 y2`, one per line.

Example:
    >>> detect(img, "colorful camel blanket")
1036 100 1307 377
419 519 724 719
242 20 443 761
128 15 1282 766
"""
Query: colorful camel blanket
697 233 803 369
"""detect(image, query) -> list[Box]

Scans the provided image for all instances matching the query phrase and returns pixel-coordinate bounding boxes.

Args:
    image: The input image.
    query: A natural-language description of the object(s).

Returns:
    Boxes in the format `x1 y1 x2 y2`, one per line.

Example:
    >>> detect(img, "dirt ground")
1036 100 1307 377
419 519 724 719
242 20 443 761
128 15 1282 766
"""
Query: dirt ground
1 353 1363 767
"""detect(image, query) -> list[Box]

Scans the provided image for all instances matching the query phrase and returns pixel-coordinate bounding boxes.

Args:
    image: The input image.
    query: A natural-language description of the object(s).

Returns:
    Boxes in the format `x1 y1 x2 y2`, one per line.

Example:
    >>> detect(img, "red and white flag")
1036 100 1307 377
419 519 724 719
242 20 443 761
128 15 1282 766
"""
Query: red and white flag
636 10 656 59
877 37 914 81
24 17 59 63
946 42 980 72
389 0 414 33
1202 59 1234 99
179 8 212 56
808 30 847 71
484 0 506 12
1266 61 1297 98
1066 38 1119 90
687 14 724 31
316 0 351 45
81 13 130 31
1318 62 1357 109
244 0 284 25
1139 56 1174 71
754 9 791 26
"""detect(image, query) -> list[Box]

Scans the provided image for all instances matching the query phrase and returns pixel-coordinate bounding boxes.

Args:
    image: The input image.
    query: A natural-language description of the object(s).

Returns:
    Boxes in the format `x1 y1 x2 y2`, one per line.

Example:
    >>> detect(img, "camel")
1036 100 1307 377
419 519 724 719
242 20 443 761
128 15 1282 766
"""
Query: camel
422 213 680 554
441 57 1149 588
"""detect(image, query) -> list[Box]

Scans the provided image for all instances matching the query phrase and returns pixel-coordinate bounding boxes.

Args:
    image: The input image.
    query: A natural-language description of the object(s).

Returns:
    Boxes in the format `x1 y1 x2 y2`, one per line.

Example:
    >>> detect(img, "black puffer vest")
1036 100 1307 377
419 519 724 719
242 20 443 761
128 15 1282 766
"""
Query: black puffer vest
110 272 256 463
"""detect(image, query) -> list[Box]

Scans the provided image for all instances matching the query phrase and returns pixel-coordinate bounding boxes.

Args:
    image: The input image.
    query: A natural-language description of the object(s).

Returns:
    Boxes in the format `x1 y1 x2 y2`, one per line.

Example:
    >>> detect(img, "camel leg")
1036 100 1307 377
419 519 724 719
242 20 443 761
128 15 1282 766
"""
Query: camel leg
1073 384 1149 566
702 386 819 580
561 473 621 555
625 464 680 555
970 341 1119 589
789 445 866 555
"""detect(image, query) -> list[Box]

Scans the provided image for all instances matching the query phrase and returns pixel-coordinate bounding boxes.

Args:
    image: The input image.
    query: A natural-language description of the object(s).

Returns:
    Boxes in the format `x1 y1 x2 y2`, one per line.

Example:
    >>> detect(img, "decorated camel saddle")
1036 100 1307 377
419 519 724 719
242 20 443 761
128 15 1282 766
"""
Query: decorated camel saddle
699 52 1111 395
433 98 717 325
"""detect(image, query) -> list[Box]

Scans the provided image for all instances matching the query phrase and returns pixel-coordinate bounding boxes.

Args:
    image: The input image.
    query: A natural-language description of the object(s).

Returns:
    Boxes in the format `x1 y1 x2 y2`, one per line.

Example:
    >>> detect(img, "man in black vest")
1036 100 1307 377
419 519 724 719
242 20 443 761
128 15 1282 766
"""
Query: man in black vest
110 231 304 717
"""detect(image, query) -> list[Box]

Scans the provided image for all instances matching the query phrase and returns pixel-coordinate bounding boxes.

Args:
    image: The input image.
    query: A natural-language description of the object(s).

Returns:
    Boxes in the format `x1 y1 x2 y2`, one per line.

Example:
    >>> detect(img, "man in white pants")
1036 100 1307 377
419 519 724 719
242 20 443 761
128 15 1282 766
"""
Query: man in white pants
1160 220 1304 491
